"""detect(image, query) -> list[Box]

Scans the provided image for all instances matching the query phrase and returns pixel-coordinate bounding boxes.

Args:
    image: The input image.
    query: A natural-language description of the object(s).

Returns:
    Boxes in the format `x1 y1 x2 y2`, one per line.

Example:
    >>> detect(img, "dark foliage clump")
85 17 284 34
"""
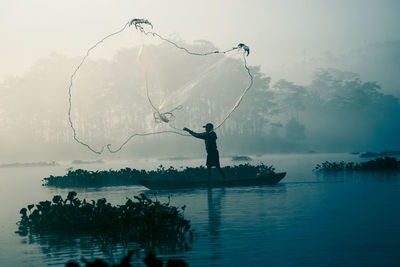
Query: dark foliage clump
147 164 275 180
17 192 193 249
360 150 400 158
221 163 275 178
313 157 400 172
43 164 276 188
42 168 148 188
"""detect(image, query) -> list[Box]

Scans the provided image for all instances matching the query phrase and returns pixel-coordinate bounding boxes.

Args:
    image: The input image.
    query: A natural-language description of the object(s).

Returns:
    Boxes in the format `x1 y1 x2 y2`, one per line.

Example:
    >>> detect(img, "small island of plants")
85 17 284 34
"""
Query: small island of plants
231 155 252 161
42 164 276 188
17 192 193 249
359 150 400 158
313 157 400 172
42 168 146 188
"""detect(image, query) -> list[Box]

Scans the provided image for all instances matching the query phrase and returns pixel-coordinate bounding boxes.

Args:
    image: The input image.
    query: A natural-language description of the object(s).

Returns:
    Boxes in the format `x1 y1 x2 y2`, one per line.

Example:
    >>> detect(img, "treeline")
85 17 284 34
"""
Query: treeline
0 39 399 159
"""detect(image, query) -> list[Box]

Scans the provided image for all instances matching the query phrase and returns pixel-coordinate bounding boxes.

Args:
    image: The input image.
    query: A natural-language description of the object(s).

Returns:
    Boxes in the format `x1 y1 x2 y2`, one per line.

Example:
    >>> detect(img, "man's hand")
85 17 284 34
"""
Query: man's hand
183 127 190 132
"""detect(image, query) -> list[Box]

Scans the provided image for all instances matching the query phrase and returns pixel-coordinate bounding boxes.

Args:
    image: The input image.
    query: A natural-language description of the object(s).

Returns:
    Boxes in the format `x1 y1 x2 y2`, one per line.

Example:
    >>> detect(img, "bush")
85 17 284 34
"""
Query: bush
17 192 193 249
313 157 400 172
43 164 276 188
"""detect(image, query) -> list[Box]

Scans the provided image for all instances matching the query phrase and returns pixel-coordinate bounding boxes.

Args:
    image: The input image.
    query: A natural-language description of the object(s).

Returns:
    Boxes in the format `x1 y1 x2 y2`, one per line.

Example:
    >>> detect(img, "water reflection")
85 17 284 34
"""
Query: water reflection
20 229 192 265
315 170 400 183
207 188 225 260
20 233 141 265
207 188 224 237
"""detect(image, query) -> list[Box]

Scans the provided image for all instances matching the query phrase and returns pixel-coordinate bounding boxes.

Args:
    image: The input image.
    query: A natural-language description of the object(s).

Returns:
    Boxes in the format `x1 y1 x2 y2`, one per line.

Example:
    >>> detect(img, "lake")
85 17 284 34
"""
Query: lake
0 153 399 266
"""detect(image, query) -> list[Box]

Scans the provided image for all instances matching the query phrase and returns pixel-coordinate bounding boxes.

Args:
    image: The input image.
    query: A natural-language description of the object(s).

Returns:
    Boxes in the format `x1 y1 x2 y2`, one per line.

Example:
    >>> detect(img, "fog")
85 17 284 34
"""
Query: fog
1 0 400 160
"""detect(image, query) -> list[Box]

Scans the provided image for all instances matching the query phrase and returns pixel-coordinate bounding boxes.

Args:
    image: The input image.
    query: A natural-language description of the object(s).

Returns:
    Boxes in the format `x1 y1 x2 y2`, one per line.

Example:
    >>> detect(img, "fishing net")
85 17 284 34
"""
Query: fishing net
68 18 252 154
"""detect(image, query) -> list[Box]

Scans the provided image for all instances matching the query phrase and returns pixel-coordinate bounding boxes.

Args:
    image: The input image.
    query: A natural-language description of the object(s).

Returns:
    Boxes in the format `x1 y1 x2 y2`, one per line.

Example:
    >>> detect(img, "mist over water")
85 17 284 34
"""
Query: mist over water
1 38 400 160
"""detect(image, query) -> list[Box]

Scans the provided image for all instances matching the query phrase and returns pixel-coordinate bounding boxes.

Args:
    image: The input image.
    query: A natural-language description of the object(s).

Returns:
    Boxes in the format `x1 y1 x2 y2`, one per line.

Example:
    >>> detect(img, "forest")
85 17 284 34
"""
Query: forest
0 40 399 159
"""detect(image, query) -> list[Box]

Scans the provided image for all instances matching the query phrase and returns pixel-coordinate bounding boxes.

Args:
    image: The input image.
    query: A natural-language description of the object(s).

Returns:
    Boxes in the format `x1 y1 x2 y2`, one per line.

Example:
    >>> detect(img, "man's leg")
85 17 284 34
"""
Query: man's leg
208 166 212 178
216 166 226 179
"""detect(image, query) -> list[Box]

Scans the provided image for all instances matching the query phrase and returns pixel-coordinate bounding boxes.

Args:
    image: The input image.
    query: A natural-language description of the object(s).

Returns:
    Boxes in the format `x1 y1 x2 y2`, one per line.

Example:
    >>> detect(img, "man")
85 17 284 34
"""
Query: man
183 123 226 179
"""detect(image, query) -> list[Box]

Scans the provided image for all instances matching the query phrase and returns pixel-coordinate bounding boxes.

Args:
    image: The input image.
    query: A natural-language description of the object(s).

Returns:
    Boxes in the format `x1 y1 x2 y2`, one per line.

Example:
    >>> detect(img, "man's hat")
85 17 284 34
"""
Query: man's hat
203 123 214 129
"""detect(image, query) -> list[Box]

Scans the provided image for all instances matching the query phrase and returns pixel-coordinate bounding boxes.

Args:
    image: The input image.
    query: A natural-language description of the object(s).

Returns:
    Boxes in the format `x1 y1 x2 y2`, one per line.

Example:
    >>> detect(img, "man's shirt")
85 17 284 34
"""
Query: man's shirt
187 130 217 153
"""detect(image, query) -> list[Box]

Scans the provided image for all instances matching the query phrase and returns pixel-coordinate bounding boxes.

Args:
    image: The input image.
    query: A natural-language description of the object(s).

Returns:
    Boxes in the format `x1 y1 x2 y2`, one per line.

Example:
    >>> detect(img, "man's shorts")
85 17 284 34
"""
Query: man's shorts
206 149 220 168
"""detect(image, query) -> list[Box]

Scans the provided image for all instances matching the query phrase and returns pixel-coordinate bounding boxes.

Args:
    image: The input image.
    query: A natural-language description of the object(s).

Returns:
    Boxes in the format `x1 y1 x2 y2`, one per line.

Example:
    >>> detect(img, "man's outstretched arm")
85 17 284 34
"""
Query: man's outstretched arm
183 127 207 140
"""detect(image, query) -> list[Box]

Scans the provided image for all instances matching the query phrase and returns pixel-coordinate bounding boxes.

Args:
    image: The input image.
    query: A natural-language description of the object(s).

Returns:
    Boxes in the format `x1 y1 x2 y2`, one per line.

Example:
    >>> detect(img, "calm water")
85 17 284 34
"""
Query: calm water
1 154 399 266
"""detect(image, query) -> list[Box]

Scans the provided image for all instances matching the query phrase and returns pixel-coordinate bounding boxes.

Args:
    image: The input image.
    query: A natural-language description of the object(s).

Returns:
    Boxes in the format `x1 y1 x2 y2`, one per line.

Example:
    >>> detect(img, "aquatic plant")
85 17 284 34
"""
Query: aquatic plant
143 164 275 180
360 150 400 158
221 163 275 178
42 168 147 188
17 192 193 249
43 164 276 188
313 157 400 172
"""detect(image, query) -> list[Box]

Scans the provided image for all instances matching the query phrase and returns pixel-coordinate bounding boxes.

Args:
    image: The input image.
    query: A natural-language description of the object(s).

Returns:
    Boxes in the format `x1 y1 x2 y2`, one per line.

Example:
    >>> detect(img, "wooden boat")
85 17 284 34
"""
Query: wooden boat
138 172 286 190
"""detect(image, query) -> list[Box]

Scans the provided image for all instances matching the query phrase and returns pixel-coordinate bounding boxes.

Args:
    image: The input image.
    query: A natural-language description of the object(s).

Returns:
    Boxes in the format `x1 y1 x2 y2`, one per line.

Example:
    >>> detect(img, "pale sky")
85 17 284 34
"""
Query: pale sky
1 0 400 81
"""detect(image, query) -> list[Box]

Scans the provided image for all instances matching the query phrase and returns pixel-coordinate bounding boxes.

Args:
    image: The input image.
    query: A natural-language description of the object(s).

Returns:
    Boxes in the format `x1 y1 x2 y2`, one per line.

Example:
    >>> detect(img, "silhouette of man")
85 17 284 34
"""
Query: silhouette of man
183 123 226 179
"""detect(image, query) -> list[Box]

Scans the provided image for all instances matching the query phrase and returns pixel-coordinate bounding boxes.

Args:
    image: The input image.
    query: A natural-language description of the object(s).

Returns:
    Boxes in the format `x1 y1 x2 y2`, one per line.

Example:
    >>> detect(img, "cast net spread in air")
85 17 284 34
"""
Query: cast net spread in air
68 18 253 154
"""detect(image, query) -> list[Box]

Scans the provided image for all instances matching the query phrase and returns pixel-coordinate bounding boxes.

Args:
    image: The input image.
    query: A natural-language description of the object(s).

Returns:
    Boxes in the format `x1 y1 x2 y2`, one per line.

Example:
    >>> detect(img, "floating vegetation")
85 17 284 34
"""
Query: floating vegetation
0 160 58 168
17 192 193 251
360 150 400 158
217 163 274 178
42 164 275 188
42 168 145 188
71 159 104 164
231 155 252 161
313 157 400 172
145 164 275 181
